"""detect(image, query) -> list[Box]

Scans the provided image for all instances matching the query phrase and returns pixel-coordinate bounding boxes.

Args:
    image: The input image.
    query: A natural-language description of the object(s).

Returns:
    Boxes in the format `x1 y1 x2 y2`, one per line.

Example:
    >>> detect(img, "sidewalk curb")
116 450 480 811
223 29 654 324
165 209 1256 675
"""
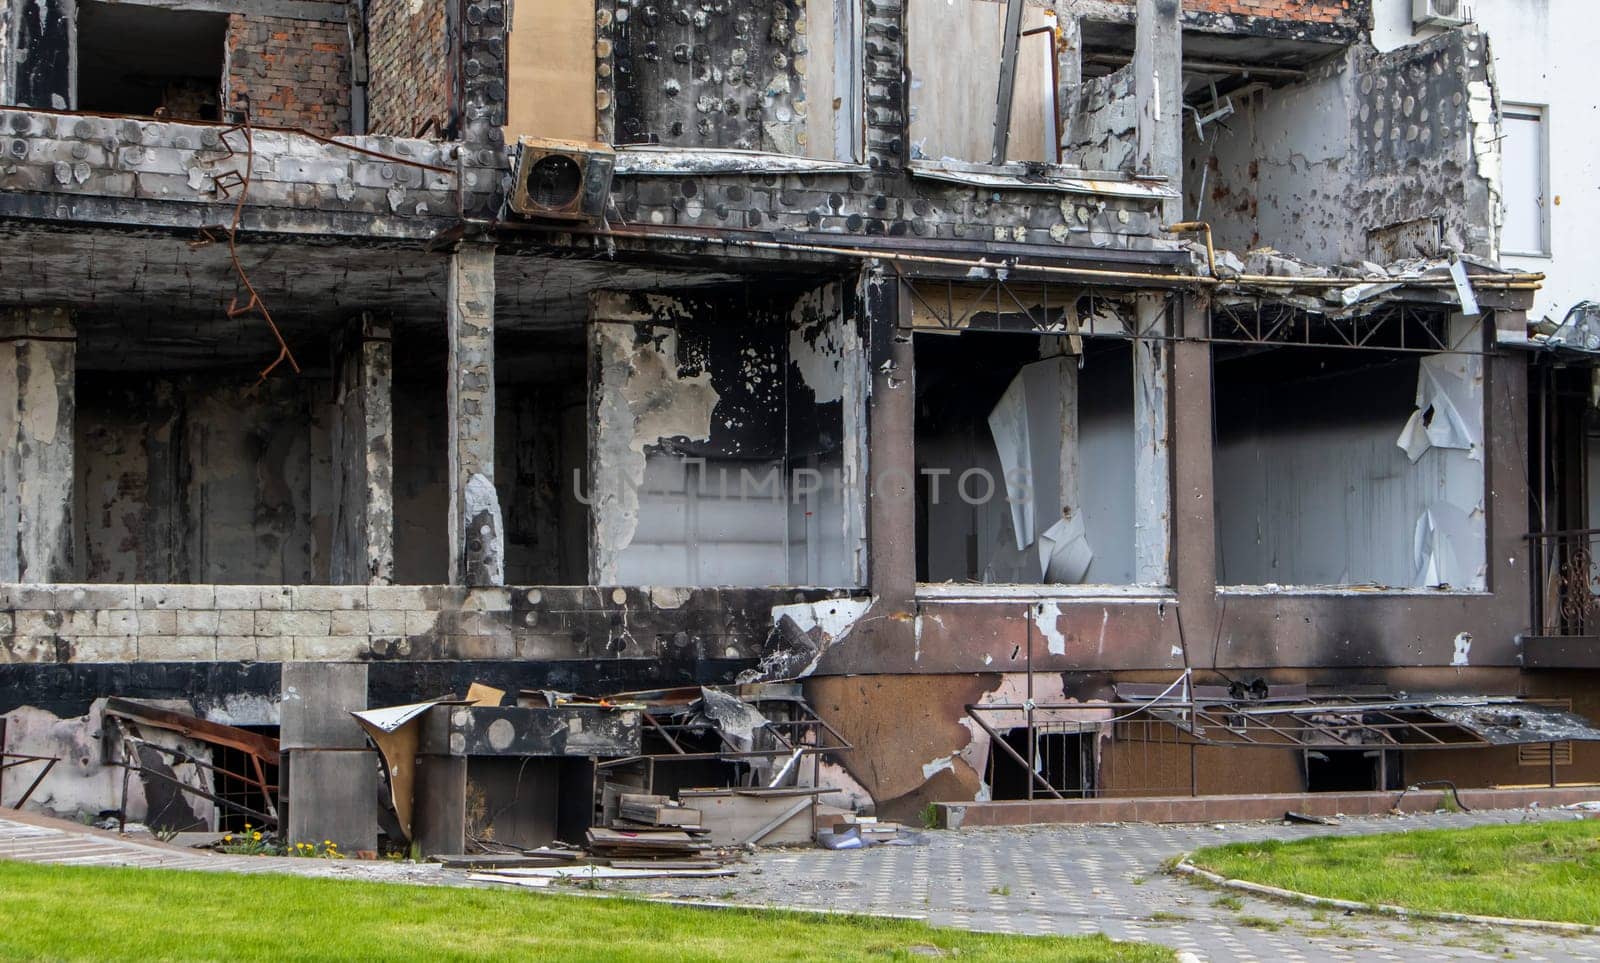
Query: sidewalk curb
1173 856 1600 936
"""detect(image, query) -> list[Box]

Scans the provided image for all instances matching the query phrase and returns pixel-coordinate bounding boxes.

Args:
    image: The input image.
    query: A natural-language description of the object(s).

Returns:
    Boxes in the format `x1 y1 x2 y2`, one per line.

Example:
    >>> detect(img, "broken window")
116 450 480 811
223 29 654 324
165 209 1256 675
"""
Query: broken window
1501 104 1550 258
588 283 866 587
1213 332 1487 591
914 331 1148 586
605 0 864 161
906 0 1058 164
76 2 227 120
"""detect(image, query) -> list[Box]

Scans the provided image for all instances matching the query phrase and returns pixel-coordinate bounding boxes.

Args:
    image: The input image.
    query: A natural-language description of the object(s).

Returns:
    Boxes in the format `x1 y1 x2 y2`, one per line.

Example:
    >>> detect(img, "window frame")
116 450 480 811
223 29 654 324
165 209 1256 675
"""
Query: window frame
1500 102 1552 259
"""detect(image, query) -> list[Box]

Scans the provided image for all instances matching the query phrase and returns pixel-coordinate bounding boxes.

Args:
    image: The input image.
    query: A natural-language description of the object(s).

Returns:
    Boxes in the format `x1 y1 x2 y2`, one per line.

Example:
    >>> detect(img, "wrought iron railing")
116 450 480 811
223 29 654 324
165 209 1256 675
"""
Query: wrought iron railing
1528 528 1600 637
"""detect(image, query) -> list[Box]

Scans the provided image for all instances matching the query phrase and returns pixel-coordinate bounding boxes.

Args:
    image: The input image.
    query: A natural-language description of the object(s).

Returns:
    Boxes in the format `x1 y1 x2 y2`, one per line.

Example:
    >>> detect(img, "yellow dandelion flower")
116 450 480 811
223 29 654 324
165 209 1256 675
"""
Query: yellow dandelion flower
252 832 262 841
223 835 233 843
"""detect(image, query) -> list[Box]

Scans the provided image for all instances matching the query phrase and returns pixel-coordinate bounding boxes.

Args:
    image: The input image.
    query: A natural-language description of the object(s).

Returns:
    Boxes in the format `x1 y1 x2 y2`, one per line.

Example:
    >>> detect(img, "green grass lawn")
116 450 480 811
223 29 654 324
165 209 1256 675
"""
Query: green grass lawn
1188 820 1600 925
0 861 1169 962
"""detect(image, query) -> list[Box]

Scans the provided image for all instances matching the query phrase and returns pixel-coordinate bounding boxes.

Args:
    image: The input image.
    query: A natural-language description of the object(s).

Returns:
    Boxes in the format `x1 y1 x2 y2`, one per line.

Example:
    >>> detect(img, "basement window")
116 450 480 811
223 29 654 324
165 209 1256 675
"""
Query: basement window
1213 335 1487 591
914 331 1147 587
988 728 1095 800
1305 749 1397 793
76 1 227 121
605 0 864 163
906 0 1058 164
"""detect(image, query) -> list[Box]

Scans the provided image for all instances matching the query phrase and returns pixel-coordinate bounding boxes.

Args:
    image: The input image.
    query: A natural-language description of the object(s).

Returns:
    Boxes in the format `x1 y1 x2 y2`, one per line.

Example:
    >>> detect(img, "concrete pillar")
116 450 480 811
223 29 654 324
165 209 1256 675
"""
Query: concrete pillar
865 271 917 603
0 308 76 583
1134 0 1183 222
447 242 503 586
1132 294 1172 586
331 314 395 585
280 662 378 855
1171 294 1218 644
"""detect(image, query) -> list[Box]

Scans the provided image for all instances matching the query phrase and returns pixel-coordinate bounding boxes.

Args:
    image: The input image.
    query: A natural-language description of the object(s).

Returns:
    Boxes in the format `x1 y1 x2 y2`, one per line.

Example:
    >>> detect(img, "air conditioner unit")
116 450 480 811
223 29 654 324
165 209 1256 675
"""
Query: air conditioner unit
509 137 615 223
1413 0 1472 28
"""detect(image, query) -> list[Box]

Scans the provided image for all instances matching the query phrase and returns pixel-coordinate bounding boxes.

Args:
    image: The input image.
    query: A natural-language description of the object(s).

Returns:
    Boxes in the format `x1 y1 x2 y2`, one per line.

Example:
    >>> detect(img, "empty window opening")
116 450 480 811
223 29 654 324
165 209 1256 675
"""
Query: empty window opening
1213 339 1487 590
1305 749 1397 793
77 2 227 120
987 728 1094 800
906 0 1058 164
915 332 1136 586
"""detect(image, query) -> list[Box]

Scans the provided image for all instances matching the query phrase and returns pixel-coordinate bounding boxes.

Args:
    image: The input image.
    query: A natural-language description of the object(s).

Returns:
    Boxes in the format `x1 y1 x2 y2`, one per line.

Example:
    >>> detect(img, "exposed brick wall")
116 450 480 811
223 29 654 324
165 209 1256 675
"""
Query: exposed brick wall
366 0 451 138
1182 0 1354 22
226 15 352 136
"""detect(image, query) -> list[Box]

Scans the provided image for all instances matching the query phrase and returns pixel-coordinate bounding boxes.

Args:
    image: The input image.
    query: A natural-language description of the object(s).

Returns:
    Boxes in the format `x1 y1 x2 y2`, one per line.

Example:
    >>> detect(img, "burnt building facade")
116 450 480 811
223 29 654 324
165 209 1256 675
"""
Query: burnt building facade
2 0 1596 829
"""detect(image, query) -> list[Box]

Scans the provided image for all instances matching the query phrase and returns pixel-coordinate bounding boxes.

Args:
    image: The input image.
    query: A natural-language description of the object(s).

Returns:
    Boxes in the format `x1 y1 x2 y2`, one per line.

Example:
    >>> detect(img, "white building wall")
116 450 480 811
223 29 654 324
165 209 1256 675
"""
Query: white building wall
1373 0 1597 324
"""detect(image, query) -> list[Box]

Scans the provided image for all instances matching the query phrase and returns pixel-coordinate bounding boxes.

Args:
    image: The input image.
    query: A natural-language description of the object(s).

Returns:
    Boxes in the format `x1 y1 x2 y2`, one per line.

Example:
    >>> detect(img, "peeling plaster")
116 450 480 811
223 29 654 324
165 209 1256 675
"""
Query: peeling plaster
1034 601 1068 656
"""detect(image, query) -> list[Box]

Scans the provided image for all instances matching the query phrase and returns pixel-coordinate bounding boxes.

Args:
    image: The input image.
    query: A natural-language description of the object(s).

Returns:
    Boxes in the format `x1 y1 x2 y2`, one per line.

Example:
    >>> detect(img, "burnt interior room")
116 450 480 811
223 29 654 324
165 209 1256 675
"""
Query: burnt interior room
1212 330 1486 590
76 1 227 120
914 330 1135 586
594 279 861 588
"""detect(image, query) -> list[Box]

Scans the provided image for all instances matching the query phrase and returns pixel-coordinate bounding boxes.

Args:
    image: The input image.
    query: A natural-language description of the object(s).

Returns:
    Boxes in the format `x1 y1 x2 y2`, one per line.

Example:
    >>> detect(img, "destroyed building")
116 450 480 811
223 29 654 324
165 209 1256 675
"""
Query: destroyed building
3 0 1600 845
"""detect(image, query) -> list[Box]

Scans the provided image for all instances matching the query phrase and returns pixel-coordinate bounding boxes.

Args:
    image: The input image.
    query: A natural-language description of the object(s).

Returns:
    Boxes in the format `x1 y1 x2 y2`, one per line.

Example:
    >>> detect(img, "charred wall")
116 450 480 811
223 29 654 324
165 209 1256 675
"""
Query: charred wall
610 0 806 152
76 373 338 585
1186 28 1500 263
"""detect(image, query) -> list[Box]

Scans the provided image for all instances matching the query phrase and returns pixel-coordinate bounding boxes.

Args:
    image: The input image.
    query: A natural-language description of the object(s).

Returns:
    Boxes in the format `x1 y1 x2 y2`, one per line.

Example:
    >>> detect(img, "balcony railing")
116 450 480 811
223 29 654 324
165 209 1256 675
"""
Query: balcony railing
1528 529 1600 638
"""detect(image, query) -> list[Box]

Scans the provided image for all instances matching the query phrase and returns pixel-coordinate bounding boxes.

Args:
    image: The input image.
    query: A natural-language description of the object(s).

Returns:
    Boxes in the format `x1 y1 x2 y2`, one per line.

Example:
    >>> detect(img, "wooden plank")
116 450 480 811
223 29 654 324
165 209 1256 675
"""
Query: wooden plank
504 0 597 142
619 803 702 827
991 0 1026 164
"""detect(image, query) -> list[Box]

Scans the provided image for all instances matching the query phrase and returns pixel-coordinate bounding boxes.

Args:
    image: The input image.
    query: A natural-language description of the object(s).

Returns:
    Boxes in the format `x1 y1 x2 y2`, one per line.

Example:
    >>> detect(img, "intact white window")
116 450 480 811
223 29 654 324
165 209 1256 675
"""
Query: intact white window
1501 104 1550 257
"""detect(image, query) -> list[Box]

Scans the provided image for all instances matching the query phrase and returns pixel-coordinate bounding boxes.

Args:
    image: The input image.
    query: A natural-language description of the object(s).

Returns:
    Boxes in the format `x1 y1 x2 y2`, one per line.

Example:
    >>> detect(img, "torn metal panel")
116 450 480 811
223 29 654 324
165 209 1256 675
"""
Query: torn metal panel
352 700 434 839
686 686 771 752
1398 353 1484 462
739 596 873 682
987 357 1086 583
1124 691 1600 750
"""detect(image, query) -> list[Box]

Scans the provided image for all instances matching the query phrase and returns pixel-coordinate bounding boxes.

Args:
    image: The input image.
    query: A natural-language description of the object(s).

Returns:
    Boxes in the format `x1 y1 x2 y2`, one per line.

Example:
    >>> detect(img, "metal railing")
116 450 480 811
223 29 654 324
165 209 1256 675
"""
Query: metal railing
1528 528 1600 637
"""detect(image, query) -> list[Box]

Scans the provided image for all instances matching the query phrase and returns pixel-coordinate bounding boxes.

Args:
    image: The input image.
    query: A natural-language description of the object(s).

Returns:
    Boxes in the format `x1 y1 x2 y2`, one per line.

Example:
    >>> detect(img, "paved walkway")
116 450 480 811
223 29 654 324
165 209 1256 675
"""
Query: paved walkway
604 808 1600 963
3 806 1599 961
